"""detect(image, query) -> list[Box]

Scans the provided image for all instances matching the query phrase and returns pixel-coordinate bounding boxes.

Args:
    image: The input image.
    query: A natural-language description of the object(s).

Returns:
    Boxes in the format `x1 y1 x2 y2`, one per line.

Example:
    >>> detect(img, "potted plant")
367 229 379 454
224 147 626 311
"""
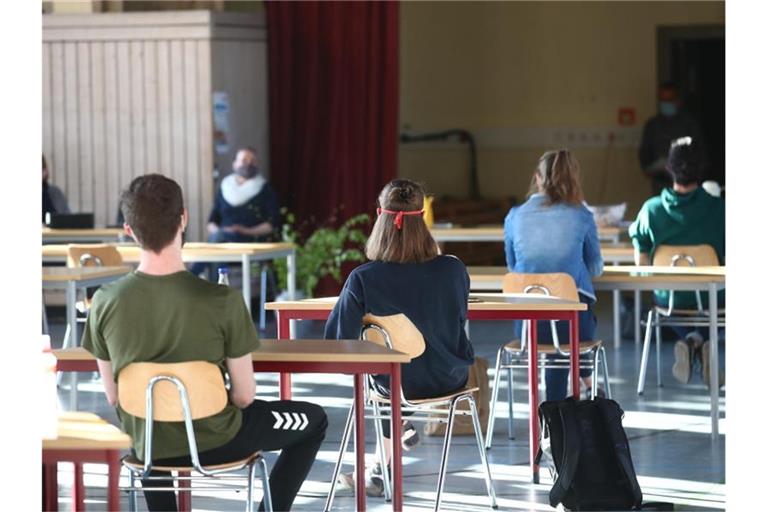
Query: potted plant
273 209 370 299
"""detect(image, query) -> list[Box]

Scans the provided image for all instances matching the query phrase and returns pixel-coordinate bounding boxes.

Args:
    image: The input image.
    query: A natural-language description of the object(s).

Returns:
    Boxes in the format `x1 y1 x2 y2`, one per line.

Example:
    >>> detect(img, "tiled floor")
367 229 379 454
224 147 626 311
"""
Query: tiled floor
47 293 725 511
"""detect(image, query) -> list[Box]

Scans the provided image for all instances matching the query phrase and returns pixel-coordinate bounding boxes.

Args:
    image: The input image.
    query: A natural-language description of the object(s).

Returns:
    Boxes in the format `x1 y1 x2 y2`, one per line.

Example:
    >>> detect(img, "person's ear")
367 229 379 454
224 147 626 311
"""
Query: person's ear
123 223 139 244
181 209 189 231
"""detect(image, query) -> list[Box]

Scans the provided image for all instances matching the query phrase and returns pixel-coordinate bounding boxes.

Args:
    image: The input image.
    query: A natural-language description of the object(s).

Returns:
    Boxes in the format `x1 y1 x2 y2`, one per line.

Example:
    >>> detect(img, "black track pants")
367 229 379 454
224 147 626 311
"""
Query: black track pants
141 399 328 512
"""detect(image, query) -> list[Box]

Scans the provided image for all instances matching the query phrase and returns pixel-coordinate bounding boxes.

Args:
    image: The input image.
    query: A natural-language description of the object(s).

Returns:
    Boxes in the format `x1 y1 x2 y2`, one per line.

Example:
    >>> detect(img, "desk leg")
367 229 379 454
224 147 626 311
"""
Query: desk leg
107 450 121 512
67 281 78 410
72 462 85 512
634 290 641 345
390 364 403 512
44 462 58 512
277 312 292 400
570 312 580 397
242 254 252 313
178 471 191 512
287 251 297 300
709 283 720 439
354 374 366 512
529 320 539 484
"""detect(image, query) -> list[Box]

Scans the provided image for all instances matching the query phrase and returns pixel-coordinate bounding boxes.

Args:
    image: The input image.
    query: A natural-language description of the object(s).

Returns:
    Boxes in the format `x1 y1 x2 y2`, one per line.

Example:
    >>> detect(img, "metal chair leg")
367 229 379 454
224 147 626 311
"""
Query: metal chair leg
506 365 515 440
637 309 655 395
600 346 612 398
485 348 504 449
246 460 257 512
467 396 498 509
655 310 663 387
258 456 273 512
591 349 600 400
324 403 356 512
259 266 268 331
371 400 392 502
128 470 138 512
435 397 459 512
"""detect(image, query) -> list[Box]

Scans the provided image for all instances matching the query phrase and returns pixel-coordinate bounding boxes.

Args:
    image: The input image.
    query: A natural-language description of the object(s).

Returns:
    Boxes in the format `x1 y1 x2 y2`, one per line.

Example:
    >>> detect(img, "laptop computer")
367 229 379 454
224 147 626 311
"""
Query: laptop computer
45 212 95 229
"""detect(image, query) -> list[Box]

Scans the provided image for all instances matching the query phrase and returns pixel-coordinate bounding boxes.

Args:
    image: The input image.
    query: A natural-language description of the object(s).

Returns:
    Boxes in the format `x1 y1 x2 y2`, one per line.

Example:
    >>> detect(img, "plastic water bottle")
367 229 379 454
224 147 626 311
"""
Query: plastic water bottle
217 267 230 286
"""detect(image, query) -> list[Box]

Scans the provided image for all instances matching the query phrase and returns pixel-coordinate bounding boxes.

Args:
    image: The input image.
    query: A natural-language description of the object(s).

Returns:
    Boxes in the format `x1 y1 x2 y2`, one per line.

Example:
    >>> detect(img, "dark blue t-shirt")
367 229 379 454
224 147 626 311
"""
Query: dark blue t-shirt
207 183 281 242
324 255 475 399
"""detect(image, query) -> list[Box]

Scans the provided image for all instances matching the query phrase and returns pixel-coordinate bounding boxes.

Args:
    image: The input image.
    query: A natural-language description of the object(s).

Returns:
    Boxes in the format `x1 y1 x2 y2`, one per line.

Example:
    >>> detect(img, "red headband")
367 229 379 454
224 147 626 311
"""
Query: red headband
377 207 424 230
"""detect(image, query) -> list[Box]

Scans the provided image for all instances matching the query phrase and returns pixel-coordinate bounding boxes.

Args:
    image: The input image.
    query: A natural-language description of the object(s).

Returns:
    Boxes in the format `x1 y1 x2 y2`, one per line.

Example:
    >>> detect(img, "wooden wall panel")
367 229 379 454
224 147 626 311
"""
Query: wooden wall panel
42 11 265 239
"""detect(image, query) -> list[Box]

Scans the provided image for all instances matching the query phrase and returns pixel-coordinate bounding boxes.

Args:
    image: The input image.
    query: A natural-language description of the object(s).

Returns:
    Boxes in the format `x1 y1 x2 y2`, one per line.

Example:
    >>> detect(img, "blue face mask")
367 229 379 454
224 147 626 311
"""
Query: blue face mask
659 101 678 117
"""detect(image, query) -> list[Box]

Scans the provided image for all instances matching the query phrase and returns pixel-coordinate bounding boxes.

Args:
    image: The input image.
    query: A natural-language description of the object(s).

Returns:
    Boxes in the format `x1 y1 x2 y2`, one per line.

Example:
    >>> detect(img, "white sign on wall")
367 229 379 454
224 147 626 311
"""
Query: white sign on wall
213 91 231 155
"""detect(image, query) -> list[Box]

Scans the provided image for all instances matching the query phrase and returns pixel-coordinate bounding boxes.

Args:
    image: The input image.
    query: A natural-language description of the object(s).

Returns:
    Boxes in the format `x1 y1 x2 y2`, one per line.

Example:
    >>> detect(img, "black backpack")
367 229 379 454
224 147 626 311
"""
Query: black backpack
536 397 643 511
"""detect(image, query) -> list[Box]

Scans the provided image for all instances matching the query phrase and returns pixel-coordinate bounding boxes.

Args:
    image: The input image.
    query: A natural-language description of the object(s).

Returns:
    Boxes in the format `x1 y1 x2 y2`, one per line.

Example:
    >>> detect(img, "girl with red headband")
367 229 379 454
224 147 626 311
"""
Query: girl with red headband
325 179 475 497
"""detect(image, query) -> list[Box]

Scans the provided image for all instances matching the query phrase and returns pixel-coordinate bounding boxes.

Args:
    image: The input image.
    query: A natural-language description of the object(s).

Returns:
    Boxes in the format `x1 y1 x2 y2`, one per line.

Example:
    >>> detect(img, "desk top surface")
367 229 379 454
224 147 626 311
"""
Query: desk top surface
42 242 295 260
466 265 725 283
43 412 132 450
429 226 622 237
54 340 411 364
42 228 125 237
42 266 131 282
265 294 586 312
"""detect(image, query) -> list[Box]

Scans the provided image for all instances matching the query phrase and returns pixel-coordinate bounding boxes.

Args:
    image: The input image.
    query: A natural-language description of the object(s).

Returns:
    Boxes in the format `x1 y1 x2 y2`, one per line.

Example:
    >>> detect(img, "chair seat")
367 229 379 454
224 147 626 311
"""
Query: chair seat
503 339 602 355
122 450 262 473
654 306 726 317
370 386 480 405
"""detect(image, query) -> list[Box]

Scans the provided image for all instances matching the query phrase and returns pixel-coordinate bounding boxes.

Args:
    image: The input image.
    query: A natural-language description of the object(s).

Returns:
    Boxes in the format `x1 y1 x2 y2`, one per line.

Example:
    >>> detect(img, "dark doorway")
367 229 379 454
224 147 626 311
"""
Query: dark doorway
658 26 725 186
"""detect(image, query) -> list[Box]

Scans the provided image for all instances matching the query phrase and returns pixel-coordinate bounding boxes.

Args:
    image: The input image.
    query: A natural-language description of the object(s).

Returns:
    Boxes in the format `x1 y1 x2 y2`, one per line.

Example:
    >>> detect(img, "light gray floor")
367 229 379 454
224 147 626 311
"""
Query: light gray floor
48 292 725 511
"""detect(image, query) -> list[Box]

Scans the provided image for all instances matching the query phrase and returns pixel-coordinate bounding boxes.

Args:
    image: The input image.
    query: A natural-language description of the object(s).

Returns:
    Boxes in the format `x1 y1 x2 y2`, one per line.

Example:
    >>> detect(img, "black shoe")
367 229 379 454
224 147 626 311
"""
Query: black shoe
584 387 606 399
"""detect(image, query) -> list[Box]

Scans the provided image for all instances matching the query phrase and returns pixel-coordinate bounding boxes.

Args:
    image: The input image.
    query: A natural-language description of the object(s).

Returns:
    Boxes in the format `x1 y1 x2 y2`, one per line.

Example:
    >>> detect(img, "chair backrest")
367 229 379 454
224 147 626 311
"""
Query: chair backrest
66 244 124 268
502 272 579 301
118 361 228 422
652 244 719 267
362 313 426 358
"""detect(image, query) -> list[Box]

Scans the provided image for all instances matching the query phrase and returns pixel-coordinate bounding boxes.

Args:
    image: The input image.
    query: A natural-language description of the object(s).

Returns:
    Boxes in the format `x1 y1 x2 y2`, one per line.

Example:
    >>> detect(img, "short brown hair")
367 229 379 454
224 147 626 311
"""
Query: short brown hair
365 179 438 263
120 174 184 253
530 149 584 205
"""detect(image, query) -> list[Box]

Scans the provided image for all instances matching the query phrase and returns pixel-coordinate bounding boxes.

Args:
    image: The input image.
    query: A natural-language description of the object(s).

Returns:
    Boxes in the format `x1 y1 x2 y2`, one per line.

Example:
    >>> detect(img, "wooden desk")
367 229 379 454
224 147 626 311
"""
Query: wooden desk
54 341 409 512
43 412 131 511
429 225 623 243
594 266 726 439
42 228 125 244
43 266 131 410
42 242 298 313
265 295 586 484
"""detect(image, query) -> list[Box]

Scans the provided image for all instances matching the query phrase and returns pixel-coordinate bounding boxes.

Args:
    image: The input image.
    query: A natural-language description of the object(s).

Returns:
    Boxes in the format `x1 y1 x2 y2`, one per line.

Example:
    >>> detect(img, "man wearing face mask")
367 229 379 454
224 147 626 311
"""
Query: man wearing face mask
190 147 281 279
638 82 708 195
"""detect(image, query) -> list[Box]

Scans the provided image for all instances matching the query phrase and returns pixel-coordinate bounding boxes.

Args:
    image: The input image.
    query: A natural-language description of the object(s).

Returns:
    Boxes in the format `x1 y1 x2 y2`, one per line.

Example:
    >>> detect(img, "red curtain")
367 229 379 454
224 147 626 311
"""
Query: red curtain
265 1 399 227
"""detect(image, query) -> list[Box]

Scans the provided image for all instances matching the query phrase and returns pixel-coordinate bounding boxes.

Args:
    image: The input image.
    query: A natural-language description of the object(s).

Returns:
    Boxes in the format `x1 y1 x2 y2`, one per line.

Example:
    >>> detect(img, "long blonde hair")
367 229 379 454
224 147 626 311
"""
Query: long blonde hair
530 149 584 205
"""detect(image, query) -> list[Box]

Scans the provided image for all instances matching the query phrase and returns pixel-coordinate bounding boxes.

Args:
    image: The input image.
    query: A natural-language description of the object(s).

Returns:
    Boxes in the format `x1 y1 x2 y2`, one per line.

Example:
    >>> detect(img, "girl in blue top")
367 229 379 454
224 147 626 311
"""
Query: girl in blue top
503 149 604 400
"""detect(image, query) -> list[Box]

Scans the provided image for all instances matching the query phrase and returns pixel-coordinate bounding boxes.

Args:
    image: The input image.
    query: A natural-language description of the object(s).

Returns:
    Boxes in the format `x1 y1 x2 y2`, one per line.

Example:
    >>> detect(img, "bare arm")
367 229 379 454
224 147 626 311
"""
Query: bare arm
207 222 220 235
226 353 256 408
96 359 118 407
634 249 651 266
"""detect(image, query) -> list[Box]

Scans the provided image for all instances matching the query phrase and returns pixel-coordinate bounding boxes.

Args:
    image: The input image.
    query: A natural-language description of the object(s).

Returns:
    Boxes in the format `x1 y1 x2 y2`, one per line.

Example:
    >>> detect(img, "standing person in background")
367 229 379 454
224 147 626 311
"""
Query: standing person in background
42 154 69 223
629 137 725 387
639 82 708 195
190 146 281 279
503 149 604 400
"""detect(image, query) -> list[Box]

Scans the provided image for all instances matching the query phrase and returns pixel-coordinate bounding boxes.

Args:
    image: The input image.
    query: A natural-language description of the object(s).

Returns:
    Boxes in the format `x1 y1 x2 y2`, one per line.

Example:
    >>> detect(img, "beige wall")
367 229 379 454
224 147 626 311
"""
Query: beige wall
399 1 725 217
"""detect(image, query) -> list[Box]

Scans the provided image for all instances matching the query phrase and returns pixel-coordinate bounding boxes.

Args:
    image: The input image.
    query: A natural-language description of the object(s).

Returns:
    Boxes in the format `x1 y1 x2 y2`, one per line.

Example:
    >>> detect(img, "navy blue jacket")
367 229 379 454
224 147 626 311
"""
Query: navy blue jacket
324 255 474 399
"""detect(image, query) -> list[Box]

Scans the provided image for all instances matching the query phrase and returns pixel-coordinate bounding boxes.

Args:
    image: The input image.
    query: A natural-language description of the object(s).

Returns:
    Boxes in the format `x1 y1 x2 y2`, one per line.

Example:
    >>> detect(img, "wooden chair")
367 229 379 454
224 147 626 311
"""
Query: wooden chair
637 244 726 394
324 314 497 512
118 361 272 512
485 272 611 449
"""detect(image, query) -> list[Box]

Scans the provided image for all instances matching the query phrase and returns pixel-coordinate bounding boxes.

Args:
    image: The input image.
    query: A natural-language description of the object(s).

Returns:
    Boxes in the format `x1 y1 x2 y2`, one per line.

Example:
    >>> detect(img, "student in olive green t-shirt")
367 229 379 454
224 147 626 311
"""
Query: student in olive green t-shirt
629 137 724 387
83 174 327 512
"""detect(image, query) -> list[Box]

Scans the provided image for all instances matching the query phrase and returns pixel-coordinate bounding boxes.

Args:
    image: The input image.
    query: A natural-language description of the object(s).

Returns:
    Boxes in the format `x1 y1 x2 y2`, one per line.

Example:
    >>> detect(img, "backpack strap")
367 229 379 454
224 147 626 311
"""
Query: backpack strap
598 399 643 507
549 400 582 508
